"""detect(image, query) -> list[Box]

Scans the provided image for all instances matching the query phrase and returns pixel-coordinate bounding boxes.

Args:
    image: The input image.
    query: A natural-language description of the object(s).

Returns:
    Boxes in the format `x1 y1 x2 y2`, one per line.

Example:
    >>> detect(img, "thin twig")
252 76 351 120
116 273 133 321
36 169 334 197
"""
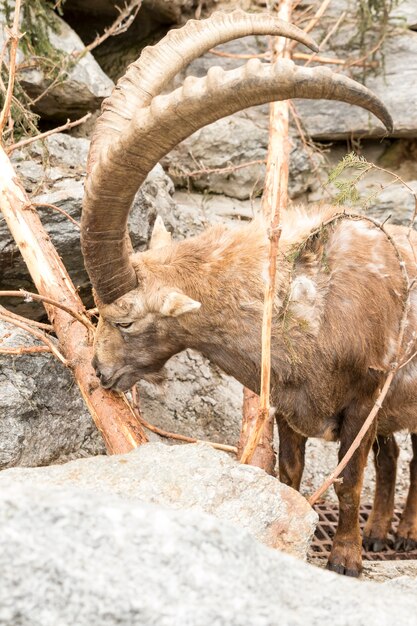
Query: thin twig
0 305 53 332
172 159 266 179
130 387 238 454
73 1 141 57
0 290 94 332
309 371 395 505
32 202 80 229
6 113 91 154
0 345 51 356
304 11 346 67
208 48 375 68
294 0 332 38
0 311 67 365
0 0 22 133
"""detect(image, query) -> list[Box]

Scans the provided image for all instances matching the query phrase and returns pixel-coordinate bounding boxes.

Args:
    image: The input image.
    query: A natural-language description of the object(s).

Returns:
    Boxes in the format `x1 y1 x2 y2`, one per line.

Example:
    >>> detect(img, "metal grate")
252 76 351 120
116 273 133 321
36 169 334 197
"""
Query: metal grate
310 502 417 561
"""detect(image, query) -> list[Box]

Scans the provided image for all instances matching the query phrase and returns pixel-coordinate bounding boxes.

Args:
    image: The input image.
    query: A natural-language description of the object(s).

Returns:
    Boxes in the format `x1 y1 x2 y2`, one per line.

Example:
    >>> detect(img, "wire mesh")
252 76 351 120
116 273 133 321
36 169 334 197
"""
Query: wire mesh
310 502 417 561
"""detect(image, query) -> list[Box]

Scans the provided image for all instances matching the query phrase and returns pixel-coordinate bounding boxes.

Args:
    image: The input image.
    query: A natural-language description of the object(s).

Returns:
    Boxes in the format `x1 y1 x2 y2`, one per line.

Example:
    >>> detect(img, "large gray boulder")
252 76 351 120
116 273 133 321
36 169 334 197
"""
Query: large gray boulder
0 319 105 469
0 482 416 626
164 113 323 201
2 133 178 317
0 442 317 557
295 29 417 139
138 349 243 444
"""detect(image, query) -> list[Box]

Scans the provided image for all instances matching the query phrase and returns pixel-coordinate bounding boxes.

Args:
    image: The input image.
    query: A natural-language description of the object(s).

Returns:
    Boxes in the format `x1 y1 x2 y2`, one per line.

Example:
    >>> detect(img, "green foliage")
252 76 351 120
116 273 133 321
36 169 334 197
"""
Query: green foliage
327 152 373 205
0 0 72 142
353 0 400 80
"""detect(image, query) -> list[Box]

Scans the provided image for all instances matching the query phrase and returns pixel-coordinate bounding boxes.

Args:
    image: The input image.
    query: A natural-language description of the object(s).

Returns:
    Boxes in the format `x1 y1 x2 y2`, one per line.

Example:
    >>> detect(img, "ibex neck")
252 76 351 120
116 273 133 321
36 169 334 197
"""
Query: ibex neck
142 220 295 391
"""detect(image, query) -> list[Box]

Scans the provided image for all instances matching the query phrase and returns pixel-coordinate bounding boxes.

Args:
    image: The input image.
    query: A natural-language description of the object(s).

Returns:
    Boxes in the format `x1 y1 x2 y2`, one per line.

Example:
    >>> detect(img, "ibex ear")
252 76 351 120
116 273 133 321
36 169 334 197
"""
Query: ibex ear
149 216 172 250
160 291 201 317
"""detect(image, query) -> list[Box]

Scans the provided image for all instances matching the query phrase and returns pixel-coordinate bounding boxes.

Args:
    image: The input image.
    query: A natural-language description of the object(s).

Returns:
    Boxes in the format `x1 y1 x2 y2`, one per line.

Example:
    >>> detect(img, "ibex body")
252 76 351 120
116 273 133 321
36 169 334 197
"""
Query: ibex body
80 11 414 576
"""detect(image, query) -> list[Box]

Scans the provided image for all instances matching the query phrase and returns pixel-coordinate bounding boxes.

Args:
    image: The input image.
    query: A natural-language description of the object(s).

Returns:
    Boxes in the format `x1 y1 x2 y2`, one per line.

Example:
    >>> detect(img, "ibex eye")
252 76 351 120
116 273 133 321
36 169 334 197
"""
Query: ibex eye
116 322 133 329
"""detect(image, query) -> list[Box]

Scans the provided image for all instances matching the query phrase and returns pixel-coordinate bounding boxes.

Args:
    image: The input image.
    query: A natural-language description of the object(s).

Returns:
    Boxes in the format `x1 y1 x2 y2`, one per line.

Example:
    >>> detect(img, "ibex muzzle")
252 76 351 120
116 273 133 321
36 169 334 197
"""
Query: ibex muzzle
80 10 416 579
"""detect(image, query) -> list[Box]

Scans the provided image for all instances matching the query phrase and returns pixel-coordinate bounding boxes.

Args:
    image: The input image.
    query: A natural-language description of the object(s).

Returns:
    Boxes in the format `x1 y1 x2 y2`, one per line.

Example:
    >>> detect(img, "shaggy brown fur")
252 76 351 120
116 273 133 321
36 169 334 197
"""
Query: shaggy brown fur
93 205 417 576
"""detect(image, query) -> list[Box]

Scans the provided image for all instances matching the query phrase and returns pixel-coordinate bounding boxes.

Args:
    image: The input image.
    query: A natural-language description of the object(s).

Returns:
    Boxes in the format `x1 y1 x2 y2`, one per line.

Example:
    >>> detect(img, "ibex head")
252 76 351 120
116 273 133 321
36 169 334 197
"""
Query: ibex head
81 10 393 392
91 218 202 390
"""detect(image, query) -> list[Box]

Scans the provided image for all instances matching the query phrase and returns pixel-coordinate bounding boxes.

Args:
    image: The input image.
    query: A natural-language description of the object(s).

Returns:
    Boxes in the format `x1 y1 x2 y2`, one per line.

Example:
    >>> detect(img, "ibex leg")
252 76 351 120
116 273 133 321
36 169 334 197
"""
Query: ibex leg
363 434 398 552
395 433 417 551
277 418 307 491
327 407 376 577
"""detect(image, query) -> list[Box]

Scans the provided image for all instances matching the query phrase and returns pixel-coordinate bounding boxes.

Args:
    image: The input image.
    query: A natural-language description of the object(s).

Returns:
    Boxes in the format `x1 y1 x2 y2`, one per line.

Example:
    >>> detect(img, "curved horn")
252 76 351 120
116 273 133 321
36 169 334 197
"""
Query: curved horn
89 9 319 170
82 18 393 305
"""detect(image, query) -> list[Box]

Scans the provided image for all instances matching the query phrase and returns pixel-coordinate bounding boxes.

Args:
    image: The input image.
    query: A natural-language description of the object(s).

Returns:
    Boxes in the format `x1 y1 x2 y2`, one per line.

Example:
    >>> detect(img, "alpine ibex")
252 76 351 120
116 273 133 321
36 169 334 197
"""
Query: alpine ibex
81 11 417 576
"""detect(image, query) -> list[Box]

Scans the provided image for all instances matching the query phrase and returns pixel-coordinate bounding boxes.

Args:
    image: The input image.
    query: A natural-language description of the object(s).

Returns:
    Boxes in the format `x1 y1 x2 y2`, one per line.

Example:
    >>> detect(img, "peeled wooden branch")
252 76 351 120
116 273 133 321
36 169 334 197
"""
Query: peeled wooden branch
0 0 21 133
0 146 147 453
239 0 293 469
238 388 275 474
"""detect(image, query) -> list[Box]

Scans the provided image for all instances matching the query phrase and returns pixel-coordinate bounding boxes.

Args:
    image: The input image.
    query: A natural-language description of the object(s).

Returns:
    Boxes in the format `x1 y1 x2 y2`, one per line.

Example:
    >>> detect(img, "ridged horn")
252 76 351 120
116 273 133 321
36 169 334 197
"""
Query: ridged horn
89 9 319 170
82 17 393 305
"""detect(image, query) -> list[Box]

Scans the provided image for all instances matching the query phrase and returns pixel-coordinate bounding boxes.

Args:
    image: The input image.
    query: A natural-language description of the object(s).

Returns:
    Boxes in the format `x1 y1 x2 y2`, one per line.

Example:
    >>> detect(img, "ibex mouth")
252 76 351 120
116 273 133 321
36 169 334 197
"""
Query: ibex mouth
101 366 167 392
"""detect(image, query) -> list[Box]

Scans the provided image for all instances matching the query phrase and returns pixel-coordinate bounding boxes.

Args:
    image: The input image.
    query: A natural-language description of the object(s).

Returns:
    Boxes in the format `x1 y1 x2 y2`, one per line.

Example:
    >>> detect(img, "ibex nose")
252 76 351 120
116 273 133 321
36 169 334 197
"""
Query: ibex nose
92 356 113 388
92 355 100 377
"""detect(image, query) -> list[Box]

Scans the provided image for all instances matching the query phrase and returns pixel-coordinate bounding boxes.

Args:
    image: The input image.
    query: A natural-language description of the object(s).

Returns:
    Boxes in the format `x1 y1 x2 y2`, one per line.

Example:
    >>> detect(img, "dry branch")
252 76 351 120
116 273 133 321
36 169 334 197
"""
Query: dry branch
6 113 91 155
0 290 93 332
0 309 67 365
73 1 141 57
0 304 53 332
308 371 395 505
209 49 375 68
172 159 266 179
0 345 51 356
32 202 80 229
0 145 148 453
239 0 293 469
237 388 275 474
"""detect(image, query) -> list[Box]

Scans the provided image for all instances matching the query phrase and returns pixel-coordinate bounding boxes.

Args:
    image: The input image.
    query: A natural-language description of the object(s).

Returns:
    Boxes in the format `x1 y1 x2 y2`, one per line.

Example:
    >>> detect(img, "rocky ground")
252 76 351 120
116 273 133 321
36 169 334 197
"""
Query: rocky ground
1 0 417 619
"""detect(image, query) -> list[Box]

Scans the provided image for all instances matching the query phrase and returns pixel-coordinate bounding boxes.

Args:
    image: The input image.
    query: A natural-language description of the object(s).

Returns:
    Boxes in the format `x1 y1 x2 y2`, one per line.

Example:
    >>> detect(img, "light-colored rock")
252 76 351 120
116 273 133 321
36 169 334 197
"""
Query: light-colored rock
295 30 417 139
392 0 417 28
0 319 105 468
138 349 243 444
165 113 323 201
0 483 417 626
0 7 114 119
0 442 317 557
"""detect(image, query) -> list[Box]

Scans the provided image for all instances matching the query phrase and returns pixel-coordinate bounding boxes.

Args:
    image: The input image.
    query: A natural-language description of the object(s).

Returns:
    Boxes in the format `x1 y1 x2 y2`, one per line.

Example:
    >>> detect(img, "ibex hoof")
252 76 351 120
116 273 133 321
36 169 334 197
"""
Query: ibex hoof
394 536 417 552
326 562 361 577
362 536 388 552
326 540 362 577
